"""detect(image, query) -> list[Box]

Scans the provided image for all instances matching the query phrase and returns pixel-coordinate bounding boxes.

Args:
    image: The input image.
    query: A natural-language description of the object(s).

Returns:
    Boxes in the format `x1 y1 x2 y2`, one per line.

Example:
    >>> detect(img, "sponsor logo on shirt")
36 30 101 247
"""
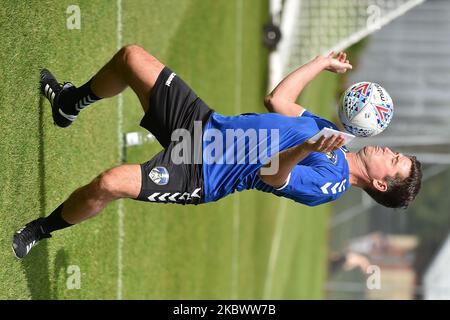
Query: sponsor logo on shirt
165 72 176 87
326 151 338 165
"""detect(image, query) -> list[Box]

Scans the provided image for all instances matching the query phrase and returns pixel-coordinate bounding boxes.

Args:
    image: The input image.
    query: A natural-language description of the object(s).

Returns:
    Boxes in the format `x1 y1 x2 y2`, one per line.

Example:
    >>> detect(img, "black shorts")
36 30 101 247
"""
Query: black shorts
136 67 214 205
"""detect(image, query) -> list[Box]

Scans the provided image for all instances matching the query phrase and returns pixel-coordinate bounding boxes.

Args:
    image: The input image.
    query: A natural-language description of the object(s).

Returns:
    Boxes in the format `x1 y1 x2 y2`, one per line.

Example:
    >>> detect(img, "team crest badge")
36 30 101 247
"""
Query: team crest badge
149 166 170 185
326 151 338 165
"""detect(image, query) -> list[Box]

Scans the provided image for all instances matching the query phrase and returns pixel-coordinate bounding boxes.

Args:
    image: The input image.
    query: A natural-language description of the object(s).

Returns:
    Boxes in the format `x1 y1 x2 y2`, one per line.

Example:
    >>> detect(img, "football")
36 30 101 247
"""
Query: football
338 81 394 137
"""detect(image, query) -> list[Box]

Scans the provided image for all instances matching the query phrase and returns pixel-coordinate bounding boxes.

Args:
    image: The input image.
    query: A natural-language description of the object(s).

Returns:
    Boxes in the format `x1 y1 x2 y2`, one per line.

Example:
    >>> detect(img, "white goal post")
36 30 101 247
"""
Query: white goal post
267 0 426 92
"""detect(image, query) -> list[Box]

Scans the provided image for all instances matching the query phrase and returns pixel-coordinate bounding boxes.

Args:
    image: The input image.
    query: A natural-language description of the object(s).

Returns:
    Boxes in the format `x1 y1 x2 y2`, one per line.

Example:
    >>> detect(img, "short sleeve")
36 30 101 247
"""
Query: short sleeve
274 165 333 206
300 110 339 131
273 164 347 206
275 172 291 191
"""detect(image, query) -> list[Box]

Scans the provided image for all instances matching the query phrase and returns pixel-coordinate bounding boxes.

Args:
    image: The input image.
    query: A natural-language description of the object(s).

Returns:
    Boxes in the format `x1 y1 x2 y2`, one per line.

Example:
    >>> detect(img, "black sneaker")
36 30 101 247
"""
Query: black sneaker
12 218 52 259
40 68 78 128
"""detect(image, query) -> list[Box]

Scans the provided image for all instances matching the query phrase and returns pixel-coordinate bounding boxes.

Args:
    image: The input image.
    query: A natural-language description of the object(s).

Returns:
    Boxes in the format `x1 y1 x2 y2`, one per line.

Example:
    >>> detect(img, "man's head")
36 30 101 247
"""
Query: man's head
357 146 422 209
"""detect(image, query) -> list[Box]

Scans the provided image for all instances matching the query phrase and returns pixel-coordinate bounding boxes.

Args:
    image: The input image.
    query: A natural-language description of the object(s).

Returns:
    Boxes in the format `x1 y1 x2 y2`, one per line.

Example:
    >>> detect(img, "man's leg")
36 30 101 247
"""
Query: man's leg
45 44 166 225
13 45 165 258
52 45 165 221
12 164 141 259
42 44 165 127
52 164 141 226
90 44 164 110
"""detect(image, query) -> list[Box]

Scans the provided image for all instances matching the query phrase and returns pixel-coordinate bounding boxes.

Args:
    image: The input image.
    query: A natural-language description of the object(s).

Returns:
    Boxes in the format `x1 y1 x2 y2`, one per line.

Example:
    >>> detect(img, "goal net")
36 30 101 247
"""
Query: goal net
268 0 426 91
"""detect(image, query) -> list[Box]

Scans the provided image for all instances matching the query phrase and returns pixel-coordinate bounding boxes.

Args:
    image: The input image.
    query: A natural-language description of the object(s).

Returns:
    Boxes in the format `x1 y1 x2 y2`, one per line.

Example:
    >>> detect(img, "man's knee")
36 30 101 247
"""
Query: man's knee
92 165 141 200
112 44 164 108
93 169 123 199
116 44 151 68
121 44 143 57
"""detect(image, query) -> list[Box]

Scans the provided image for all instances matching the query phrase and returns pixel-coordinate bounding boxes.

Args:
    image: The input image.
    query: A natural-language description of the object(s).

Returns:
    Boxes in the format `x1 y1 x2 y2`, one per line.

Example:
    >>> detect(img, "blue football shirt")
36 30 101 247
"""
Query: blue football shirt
201 110 350 206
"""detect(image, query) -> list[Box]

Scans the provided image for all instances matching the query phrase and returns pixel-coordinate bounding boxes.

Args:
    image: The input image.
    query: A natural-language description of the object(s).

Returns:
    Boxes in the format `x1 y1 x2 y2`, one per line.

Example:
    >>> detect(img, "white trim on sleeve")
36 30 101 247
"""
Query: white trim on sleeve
275 173 291 191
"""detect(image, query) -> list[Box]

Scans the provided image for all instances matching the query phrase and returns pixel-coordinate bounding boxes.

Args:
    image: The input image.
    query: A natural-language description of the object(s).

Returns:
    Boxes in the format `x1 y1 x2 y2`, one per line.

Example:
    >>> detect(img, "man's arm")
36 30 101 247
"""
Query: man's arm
264 52 352 117
259 135 345 188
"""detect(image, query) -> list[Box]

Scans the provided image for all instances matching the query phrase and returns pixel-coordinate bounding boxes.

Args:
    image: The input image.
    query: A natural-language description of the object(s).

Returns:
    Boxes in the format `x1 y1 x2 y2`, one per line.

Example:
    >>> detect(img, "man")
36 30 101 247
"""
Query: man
329 251 371 275
12 45 422 259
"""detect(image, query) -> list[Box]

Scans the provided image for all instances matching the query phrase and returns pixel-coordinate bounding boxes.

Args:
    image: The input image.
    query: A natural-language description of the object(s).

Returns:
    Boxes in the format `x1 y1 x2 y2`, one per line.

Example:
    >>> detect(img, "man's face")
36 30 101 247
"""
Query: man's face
358 146 412 190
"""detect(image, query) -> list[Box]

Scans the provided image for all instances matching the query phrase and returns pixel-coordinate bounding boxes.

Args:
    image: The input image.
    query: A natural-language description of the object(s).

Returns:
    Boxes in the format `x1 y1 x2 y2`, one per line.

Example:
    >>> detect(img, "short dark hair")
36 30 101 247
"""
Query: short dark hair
363 155 422 209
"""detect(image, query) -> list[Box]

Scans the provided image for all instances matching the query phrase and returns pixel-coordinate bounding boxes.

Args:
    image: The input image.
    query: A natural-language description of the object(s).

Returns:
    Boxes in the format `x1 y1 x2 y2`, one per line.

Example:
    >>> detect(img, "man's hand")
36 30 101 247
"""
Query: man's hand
264 51 352 116
305 134 345 153
259 134 345 188
323 51 352 74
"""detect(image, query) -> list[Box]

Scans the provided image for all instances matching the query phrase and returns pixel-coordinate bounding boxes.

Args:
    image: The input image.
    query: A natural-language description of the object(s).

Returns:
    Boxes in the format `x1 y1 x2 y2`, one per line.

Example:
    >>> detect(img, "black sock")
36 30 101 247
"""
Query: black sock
74 78 102 111
41 203 73 234
61 78 102 115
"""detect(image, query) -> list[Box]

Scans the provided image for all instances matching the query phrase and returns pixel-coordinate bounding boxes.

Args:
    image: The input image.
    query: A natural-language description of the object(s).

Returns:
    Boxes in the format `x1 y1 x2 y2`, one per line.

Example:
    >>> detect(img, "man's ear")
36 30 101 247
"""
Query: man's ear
372 179 388 192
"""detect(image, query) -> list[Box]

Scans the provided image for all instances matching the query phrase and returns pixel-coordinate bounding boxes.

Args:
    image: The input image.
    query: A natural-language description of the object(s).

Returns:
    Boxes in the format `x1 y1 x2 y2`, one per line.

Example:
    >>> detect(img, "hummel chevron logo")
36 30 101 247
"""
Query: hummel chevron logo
148 193 160 201
148 188 201 203
168 193 180 201
158 193 170 201
320 179 347 195
320 182 332 194
75 95 97 111
330 182 340 194
338 180 346 192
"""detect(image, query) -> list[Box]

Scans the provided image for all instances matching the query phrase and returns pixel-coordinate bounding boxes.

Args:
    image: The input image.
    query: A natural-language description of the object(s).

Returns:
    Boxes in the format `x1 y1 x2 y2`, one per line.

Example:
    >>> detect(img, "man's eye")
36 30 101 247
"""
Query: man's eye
393 154 400 164
392 155 398 164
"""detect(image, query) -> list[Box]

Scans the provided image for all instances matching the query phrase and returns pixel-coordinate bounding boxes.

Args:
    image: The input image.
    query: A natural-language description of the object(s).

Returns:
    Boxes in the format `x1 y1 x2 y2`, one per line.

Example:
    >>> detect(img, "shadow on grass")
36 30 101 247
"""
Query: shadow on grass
21 95 51 299
52 249 69 299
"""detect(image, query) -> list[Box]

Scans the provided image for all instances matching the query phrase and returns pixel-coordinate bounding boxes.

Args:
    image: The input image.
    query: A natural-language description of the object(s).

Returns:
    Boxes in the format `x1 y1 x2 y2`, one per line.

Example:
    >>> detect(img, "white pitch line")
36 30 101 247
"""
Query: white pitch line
263 199 288 299
116 0 124 301
231 0 243 301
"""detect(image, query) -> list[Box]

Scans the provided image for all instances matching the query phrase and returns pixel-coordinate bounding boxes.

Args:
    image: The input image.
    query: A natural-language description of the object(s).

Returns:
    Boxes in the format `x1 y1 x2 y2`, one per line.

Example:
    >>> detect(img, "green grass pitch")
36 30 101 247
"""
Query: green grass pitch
0 0 341 299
